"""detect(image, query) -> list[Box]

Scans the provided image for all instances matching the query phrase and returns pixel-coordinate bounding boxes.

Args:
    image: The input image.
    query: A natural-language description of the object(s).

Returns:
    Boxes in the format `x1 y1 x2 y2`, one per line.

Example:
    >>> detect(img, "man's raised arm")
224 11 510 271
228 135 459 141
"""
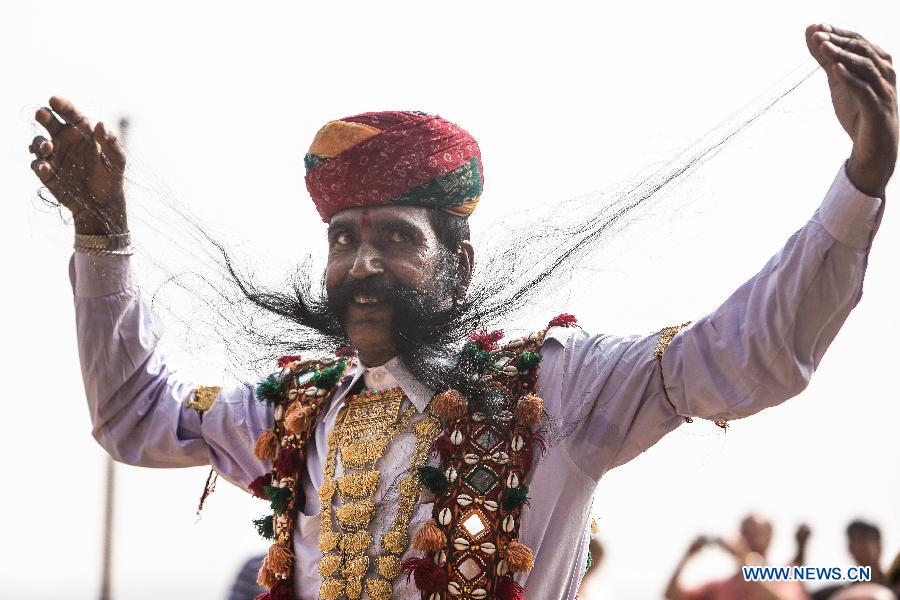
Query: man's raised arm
31 97 270 488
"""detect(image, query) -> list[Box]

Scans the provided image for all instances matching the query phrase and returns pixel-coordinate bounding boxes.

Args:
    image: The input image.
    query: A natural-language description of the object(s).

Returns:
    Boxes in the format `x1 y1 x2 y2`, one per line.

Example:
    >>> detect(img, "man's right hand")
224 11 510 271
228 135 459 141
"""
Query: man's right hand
29 96 128 235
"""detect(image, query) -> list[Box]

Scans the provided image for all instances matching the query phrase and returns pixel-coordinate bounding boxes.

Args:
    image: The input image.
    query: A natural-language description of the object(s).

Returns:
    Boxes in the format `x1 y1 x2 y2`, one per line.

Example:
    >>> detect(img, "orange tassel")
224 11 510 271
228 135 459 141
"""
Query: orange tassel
254 429 278 461
431 389 467 421
265 541 294 574
412 519 447 553
506 540 535 572
257 563 277 588
284 403 313 435
515 394 543 428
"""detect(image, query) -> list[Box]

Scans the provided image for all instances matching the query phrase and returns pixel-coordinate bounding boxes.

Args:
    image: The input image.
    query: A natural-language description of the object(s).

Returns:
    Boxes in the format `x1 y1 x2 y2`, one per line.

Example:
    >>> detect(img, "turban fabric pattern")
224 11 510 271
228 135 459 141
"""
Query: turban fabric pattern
304 111 483 222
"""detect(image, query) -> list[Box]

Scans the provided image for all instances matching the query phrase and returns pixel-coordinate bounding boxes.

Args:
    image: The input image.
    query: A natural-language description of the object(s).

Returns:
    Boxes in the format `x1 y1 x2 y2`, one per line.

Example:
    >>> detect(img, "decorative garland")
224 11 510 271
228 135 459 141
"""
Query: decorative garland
250 355 352 600
248 314 580 600
401 320 568 600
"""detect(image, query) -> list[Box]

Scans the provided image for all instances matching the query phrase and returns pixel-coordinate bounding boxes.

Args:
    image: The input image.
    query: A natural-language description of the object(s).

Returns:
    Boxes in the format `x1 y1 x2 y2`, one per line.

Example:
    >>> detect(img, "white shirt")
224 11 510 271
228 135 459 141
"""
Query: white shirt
70 163 882 599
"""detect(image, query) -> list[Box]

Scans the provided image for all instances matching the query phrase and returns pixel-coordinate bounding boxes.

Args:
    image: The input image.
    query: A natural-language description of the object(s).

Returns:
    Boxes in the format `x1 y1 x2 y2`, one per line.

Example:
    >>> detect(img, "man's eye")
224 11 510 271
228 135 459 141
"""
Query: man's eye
388 230 410 243
335 232 353 245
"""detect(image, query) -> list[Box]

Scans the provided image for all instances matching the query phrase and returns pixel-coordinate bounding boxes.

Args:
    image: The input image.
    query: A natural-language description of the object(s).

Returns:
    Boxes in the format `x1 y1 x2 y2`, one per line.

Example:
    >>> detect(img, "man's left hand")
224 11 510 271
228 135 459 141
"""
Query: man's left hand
806 24 898 198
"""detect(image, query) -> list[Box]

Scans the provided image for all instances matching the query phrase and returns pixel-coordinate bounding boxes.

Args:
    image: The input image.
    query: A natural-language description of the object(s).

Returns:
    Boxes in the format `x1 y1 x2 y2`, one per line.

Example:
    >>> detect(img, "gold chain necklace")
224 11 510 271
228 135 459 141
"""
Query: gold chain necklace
318 387 440 600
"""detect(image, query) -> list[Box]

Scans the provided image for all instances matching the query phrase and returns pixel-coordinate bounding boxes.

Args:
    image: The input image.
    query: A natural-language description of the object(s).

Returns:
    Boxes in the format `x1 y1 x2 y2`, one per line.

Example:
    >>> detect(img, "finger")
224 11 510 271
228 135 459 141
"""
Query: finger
817 32 895 82
29 135 54 158
825 25 892 62
48 96 93 133
833 62 881 109
35 106 65 136
822 40 893 100
805 24 829 68
30 158 58 186
94 121 126 168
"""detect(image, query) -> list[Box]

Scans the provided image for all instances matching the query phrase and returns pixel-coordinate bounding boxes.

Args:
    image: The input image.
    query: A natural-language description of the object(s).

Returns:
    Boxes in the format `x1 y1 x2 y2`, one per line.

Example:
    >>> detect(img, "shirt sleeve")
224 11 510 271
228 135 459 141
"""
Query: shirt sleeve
70 252 271 489
540 162 884 480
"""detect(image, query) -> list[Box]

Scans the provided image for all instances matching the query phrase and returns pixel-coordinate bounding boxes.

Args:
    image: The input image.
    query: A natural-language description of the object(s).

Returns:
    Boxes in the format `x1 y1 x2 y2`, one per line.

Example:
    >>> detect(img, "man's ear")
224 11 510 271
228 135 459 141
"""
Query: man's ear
456 241 475 297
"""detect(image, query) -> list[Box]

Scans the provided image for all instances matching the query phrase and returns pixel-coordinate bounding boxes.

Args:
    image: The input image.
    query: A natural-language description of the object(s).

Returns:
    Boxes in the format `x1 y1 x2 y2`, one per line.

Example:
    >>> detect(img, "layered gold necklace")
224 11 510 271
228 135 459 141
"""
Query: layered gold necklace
318 386 440 600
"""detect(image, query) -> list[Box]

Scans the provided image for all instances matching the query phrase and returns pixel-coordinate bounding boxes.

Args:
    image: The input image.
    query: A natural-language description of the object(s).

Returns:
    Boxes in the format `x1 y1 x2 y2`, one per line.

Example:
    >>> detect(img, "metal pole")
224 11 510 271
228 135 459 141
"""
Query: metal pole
98 117 129 600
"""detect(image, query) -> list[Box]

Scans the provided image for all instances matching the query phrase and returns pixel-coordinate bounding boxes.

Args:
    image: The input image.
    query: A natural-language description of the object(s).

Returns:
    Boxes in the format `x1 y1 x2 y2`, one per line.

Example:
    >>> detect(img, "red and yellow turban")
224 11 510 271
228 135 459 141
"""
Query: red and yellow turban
304 111 483 223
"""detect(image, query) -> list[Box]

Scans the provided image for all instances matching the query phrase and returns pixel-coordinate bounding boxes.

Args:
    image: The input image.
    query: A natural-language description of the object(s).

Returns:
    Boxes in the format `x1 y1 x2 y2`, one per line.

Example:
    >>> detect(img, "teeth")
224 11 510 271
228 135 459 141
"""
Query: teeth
353 295 379 305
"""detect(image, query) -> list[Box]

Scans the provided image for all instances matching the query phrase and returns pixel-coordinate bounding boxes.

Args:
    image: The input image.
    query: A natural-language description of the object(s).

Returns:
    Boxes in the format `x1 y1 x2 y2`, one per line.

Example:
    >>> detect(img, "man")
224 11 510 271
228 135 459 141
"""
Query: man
665 515 810 600
28 24 896 600
813 520 892 600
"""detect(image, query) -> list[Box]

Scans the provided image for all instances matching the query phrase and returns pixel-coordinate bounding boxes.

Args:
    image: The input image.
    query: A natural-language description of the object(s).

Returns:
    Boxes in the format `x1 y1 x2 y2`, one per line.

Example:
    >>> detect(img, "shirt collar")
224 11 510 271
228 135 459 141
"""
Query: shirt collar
344 356 434 414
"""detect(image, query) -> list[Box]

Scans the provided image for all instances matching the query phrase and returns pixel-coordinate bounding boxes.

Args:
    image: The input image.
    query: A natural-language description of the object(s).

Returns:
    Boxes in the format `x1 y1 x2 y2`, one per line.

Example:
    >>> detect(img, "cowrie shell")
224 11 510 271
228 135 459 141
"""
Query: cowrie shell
483 500 498 512
507 472 519 488
472 412 486 422
450 430 464 446
481 542 496 555
506 339 525 348
511 435 524 451
305 387 318 397
434 550 447 566
503 515 516 532
464 453 479 465
472 590 487 599
453 537 470 550
439 508 453 526
456 494 473 506
445 467 457 482
497 559 509 575
273 405 285 421
448 582 461 595
497 410 513 422
492 451 510 464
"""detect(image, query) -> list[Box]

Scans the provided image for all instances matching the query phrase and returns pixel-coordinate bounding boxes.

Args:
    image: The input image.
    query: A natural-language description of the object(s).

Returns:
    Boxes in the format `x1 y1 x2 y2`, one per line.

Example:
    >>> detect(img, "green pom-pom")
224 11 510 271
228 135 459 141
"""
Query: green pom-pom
311 360 346 390
501 485 530 511
253 514 275 540
417 465 449 496
256 373 283 404
264 485 291 513
461 342 492 369
517 351 542 371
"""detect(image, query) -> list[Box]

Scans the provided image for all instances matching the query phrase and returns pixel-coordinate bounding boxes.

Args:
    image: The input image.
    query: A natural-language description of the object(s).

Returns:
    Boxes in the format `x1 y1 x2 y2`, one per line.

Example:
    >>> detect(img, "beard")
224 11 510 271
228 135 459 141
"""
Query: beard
224 244 476 393
324 257 469 391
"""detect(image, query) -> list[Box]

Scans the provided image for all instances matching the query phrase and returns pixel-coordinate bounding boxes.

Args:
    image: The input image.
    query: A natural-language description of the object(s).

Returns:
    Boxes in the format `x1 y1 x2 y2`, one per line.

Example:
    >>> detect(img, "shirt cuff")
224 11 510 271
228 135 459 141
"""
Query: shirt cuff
70 252 134 298
816 161 884 249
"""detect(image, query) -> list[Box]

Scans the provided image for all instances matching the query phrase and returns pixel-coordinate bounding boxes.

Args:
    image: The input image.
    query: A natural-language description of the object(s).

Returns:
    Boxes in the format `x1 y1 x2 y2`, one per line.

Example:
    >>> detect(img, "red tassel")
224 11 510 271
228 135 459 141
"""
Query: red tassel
401 557 448 593
274 447 303 475
469 328 505 351
276 355 302 368
521 427 547 472
249 473 273 499
548 313 577 328
254 579 291 600
430 433 454 463
497 576 527 600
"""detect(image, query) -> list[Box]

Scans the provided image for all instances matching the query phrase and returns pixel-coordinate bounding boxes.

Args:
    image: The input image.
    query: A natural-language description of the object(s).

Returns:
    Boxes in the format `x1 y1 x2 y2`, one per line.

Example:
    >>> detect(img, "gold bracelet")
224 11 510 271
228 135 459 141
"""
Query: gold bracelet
74 232 134 256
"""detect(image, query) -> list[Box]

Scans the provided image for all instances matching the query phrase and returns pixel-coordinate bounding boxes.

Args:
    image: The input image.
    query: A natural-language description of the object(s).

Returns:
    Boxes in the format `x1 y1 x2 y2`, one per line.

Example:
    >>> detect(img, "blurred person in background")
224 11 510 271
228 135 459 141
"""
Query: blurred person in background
226 553 266 600
664 514 810 600
813 520 893 600
578 536 622 599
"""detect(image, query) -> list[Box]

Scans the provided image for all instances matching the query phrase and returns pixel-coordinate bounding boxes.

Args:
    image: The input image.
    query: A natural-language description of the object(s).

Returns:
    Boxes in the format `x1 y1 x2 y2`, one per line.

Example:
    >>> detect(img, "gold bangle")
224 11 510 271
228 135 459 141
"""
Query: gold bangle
74 232 133 256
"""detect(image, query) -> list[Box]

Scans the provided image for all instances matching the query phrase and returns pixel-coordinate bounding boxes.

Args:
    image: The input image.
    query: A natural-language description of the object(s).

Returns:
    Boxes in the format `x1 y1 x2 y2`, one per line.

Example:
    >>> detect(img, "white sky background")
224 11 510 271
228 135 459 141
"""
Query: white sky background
1 1 898 598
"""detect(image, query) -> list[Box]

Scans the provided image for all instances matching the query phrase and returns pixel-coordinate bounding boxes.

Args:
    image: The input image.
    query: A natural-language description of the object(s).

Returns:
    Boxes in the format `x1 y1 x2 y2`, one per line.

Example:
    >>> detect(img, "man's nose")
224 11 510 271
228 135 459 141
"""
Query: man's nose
348 243 385 279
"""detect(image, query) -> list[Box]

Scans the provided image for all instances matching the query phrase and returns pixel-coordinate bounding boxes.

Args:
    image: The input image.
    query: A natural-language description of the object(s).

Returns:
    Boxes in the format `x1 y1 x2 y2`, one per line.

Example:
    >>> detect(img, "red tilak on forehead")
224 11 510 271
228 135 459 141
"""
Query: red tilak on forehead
361 210 371 229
